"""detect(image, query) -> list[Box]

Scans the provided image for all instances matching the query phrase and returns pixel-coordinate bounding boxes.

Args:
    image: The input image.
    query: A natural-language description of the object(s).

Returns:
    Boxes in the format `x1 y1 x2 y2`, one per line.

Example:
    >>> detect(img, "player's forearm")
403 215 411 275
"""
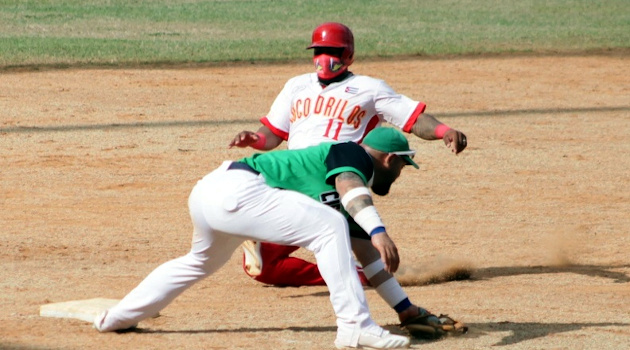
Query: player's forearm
255 126 283 150
335 172 371 214
410 113 445 140
335 172 374 218
336 172 386 237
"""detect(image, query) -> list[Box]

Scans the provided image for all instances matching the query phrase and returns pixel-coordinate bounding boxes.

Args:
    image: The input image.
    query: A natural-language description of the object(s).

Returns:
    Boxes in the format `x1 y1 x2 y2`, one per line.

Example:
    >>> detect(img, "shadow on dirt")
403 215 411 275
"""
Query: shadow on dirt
473 263 630 284
2 106 629 134
0 344 56 350
115 320 629 347
122 325 337 334
432 321 630 346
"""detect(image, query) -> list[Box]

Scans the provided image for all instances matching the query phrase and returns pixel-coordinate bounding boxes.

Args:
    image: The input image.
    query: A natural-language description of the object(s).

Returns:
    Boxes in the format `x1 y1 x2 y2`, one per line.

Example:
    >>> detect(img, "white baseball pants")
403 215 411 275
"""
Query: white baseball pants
96 161 381 345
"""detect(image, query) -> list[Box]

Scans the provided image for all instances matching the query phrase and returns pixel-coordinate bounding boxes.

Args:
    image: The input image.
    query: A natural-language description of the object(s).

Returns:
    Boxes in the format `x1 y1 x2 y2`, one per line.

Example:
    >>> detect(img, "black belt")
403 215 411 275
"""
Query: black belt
227 161 260 175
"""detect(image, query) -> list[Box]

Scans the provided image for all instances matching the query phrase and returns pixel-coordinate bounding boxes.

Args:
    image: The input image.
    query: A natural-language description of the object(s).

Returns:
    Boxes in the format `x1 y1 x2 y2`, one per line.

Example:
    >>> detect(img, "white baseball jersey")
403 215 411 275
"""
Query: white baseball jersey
261 72 426 149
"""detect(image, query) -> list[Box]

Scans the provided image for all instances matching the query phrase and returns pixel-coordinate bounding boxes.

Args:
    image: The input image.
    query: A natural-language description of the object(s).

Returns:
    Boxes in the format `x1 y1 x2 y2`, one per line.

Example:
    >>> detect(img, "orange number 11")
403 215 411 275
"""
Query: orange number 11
324 119 343 140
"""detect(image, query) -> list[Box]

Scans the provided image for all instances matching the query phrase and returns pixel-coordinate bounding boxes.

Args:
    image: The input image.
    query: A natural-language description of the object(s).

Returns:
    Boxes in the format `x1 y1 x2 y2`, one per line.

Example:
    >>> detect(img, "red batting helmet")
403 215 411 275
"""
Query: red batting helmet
307 22 354 66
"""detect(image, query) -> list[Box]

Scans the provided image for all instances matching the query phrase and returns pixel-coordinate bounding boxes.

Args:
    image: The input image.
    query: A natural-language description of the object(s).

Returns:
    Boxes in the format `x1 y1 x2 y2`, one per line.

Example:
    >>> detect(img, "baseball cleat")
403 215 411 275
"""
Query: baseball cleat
335 329 410 349
93 310 138 332
93 310 108 332
242 240 263 277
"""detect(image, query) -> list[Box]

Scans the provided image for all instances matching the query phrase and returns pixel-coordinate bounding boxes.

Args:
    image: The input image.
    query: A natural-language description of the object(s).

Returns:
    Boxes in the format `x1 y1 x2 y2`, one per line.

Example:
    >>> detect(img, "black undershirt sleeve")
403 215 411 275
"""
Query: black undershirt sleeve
324 142 374 186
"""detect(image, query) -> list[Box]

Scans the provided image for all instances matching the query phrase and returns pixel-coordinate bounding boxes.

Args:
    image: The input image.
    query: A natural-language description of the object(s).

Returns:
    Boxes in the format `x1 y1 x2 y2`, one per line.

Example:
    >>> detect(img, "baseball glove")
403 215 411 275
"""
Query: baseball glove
400 312 468 339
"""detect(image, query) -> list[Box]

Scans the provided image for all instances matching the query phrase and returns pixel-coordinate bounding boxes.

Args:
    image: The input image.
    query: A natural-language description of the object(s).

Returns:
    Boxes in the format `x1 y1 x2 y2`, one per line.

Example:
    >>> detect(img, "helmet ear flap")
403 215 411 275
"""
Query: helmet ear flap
344 52 354 66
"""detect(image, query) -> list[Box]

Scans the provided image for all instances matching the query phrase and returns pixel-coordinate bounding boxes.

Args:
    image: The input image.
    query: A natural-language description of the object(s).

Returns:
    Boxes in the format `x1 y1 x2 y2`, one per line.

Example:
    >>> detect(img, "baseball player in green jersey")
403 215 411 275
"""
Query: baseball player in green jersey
94 127 418 349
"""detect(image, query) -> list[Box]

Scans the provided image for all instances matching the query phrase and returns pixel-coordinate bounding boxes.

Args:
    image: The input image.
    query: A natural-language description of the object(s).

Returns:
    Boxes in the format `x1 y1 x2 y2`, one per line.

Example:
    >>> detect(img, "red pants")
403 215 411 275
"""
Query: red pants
243 242 370 287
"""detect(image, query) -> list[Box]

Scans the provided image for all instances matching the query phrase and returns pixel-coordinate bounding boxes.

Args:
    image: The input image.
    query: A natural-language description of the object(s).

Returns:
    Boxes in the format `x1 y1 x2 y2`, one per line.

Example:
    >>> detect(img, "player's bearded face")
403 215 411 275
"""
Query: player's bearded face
371 156 405 196
370 164 397 196
313 53 347 80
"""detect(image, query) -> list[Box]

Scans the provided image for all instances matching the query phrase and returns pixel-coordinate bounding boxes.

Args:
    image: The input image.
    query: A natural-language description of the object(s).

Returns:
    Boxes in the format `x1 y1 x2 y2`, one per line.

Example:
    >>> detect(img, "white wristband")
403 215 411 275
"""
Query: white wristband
341 187 371 208
353 205 385 236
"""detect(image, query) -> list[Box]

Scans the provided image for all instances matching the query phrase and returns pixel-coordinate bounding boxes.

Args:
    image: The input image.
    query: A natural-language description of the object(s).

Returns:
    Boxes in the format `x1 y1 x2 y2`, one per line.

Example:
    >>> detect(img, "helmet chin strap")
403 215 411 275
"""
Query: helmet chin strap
314 54 348 81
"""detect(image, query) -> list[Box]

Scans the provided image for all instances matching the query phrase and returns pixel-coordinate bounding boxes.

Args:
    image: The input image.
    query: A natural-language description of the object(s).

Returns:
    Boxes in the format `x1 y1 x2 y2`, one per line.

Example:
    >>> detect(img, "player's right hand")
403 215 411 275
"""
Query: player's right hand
371 232 400 274
228 131 259 148
443 129 467 154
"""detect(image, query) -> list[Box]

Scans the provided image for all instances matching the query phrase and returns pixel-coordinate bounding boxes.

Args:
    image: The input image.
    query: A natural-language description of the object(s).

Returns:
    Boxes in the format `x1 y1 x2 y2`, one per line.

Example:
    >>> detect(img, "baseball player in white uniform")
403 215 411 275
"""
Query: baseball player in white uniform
94 127 418 349
229 22 468 332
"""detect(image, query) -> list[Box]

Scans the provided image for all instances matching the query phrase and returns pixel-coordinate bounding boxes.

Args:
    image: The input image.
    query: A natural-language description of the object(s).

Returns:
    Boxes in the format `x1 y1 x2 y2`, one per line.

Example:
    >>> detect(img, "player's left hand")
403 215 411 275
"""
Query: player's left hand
229 130 259 148
371 232 400 274
443 129 467 154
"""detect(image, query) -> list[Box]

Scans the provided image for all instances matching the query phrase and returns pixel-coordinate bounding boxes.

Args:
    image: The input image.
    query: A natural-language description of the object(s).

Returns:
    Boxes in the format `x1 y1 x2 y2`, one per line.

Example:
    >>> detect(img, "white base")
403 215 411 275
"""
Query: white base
40 298 120 323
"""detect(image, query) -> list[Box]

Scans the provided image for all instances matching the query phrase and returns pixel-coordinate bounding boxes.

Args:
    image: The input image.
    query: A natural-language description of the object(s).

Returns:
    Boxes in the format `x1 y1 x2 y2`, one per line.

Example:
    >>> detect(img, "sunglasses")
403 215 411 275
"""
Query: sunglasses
389 150 416 159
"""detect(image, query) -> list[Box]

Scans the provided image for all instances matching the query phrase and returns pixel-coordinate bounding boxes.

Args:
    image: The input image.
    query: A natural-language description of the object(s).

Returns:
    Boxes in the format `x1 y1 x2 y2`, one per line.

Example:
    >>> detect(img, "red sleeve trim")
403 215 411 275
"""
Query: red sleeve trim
402 102 426 133
260 116 289 141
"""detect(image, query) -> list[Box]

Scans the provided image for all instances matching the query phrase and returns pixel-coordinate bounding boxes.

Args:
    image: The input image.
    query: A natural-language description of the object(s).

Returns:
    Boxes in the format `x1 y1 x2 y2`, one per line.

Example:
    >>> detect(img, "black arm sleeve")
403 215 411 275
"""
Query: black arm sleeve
324 142 374 186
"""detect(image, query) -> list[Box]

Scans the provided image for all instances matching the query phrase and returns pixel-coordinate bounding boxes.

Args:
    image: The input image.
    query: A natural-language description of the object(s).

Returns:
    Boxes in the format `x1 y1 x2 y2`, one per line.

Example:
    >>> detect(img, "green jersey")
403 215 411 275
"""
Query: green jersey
239 142 374 211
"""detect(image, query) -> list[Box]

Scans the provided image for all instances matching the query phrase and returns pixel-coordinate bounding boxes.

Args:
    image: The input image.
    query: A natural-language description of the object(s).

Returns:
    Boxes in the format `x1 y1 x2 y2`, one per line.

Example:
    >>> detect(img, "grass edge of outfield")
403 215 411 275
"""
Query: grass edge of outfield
2 47 629 73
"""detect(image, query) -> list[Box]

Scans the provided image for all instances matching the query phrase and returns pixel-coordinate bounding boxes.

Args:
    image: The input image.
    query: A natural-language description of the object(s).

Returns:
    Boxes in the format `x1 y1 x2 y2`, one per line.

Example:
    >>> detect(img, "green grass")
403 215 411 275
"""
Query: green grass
1 0 628 68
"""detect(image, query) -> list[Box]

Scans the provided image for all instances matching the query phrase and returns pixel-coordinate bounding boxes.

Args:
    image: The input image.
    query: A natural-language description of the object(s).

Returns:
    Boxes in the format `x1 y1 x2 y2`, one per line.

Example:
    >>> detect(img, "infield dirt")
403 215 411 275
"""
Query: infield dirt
1 54 629 349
